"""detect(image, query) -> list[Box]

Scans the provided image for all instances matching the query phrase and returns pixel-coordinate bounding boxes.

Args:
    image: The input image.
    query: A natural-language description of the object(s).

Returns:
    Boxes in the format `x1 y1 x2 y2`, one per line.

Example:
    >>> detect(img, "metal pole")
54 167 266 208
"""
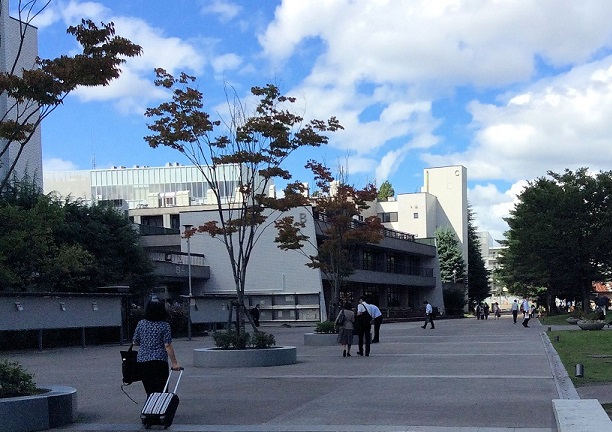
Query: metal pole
184 224 193 341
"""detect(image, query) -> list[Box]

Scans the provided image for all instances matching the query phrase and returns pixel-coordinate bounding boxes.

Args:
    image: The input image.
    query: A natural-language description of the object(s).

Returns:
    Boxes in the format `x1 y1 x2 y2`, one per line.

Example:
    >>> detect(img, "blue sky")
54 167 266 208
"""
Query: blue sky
29 0 612 242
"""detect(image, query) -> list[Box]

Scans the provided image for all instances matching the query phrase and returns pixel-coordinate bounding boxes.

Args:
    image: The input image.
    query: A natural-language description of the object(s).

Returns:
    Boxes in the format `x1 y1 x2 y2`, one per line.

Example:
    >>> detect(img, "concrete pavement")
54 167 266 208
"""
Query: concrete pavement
4 315 588 431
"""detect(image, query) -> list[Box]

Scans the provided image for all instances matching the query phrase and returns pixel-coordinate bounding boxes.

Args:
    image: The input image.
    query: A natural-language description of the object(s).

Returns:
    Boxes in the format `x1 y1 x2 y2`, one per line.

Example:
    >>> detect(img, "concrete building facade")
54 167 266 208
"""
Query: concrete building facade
0 1 43 187
44 163 453 323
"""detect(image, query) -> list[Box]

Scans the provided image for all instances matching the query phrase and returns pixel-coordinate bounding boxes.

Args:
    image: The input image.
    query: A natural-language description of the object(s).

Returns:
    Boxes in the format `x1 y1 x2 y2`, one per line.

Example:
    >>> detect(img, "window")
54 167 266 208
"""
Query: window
413 213 419 219
386 255 396 273
387 286 401 307
377 212 398 223
363 251 375 270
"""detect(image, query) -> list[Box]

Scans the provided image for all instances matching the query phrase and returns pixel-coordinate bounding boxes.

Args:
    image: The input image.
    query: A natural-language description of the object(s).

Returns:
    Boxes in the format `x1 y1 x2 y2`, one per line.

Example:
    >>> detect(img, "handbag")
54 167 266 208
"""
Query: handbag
120 344 141 385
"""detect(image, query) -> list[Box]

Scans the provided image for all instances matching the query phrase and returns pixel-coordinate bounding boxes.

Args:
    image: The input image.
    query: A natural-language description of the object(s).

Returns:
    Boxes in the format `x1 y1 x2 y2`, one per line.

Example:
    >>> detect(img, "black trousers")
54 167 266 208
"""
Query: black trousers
357 325 371 355
372 316 383 342
140 360 169 396
512 310 518 323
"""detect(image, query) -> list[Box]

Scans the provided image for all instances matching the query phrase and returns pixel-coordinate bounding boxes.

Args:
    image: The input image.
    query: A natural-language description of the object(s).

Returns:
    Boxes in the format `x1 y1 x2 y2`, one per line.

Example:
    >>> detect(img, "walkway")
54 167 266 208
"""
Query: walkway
6 316 585 431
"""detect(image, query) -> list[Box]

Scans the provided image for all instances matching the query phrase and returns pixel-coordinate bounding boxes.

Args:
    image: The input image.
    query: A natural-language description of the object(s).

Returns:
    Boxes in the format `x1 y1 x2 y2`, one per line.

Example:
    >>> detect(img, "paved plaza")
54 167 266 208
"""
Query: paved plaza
6 316 583 431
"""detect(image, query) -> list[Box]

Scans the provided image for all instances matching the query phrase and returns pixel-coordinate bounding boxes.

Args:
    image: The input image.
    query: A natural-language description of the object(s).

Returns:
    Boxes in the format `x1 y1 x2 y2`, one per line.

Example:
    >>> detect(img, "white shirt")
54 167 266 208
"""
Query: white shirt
425 303 433 314
358 302 372 315
521 300 530 314
511 301 519 311
370 304 382 319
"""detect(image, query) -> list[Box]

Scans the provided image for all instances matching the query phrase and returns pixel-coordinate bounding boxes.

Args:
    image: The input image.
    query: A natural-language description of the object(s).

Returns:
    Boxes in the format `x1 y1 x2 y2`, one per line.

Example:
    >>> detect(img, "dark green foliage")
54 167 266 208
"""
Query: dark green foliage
443 285 467 315
435 227 466 283
0 359 37 398
314 321 337 334
377 180 395 201
467 205 490 303
497 168 612 310
0 177 155 294
212 330 276 349
250 331 276 349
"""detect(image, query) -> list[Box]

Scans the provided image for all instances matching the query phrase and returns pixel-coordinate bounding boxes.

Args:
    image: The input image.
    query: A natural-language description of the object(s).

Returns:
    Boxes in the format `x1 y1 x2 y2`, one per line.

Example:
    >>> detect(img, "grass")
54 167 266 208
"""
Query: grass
540 313 573 326
548 329 612 385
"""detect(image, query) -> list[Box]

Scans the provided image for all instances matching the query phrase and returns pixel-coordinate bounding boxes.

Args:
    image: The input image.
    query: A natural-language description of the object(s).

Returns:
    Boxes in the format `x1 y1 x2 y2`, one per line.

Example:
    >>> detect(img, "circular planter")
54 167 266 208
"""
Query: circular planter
0 385 77 432
566 317 580 325
193 346 297 368
303 332 357 346
577 320 605 331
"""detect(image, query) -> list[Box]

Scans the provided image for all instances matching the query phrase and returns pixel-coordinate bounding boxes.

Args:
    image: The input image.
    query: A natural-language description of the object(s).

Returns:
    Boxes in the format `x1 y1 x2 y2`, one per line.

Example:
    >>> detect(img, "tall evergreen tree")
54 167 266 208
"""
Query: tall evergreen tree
435 227 466 283
467 205 490 304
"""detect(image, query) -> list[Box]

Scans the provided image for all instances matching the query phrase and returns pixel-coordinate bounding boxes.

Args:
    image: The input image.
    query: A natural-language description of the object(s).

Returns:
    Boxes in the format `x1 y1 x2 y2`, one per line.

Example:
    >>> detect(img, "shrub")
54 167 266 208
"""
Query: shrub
0 359 37 398
251 331 276 349
212 330 276 349
315 321 337 334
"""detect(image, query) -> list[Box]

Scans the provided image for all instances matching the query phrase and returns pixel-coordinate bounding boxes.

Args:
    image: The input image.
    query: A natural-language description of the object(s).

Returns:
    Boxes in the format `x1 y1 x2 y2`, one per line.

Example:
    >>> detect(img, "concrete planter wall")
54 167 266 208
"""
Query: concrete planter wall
577 320 605 331
0 385 77 432
303 332 357 346
566 317 580 325
193 346 297 368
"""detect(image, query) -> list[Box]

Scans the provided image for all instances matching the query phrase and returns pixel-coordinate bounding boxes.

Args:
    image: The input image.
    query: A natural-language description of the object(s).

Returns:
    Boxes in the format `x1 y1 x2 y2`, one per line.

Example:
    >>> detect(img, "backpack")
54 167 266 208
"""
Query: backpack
359 305 372 324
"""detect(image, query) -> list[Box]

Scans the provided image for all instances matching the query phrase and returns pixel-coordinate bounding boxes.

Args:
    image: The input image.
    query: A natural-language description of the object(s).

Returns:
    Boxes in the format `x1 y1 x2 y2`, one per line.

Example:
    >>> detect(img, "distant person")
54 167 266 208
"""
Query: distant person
483 303 490 320
250 304 260 327
478 303 485 320
335 302 355 357
356 296 373 356
521 298 531 328
132 298 181 396
421 300 435 329
370 303 383 343
475 303 481 320
492 302 501 320
511 299 519 324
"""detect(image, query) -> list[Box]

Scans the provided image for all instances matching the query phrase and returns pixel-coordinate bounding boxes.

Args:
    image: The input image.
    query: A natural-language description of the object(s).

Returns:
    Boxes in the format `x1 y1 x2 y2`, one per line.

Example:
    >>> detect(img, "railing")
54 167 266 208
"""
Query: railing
136 224 180 236
148 250 206 267
314 212 416 241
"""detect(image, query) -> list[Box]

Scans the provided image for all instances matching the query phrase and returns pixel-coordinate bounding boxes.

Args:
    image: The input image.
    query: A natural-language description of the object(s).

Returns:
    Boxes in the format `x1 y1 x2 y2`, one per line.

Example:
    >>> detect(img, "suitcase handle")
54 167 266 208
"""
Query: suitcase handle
163 367 183 394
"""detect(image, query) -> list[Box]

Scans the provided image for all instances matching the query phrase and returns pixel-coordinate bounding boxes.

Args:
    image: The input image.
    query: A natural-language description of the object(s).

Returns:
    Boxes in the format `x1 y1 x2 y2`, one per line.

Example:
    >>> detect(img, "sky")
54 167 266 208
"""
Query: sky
28 0 612 243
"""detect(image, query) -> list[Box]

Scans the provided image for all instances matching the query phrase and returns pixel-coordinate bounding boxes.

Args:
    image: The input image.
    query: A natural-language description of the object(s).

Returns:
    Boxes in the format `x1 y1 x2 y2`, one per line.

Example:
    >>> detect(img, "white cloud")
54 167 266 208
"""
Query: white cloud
468 180 528 242
212 53 243 77
44 157 79 172
200 0 241 22
428 56 612 182
43 1 206 115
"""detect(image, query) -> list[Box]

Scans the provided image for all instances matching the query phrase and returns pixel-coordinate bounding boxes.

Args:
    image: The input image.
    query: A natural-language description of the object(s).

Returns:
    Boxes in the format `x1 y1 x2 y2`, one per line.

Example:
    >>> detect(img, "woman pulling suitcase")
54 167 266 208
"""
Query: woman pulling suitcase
132 297 181 396
133 297 183 429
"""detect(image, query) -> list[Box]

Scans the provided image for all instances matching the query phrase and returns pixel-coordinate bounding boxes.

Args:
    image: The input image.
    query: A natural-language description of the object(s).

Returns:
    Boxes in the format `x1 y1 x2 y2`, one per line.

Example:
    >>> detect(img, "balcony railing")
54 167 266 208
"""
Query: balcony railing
148 250 206 267
314 212 416 241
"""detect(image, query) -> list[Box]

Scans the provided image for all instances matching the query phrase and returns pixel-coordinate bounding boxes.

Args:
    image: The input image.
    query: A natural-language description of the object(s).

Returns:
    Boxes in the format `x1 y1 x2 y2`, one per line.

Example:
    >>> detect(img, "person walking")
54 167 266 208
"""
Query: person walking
132 298 181 396
492 302 501 320
250 304 260 327
356 296 372 356
335 302 355 357
421 300 435 329
370 303 383 343
521 298 531 328
511 299 519 324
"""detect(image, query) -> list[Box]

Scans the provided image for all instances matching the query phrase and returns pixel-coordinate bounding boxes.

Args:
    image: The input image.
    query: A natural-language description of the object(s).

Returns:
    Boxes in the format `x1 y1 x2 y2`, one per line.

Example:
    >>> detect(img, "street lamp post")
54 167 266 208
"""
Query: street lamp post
183 224 193 340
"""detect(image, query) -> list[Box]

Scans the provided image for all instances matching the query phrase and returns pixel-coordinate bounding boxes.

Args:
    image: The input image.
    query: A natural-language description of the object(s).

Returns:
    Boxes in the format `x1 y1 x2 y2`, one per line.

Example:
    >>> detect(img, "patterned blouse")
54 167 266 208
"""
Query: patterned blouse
132 319 172 363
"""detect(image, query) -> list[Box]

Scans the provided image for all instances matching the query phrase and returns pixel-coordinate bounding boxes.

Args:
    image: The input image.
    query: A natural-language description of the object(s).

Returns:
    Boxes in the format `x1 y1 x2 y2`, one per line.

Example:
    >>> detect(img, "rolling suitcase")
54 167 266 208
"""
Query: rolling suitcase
141 368 183 429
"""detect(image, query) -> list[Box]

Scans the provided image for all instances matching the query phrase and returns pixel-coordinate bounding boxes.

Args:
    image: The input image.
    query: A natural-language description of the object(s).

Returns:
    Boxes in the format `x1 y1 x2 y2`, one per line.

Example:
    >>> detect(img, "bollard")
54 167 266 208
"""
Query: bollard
554 335 560 342
575 364 584 377
547 326 552 332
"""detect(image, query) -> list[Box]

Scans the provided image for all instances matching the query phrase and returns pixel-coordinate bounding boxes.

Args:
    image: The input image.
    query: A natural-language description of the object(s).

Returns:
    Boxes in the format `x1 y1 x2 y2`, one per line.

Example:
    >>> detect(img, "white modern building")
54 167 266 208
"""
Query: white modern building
44 163 464 323
0 1 43 188
369 165 468 267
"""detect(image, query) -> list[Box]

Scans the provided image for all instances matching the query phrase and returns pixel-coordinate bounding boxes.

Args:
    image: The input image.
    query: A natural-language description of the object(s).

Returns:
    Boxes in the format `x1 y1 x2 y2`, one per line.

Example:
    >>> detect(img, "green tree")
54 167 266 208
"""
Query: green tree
377 180 395 201
467 205 490 304
497 168 612 311
274 161 383 319
0 177 154 293
144 70 342 332
435 227 466 283
0 2 142 195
